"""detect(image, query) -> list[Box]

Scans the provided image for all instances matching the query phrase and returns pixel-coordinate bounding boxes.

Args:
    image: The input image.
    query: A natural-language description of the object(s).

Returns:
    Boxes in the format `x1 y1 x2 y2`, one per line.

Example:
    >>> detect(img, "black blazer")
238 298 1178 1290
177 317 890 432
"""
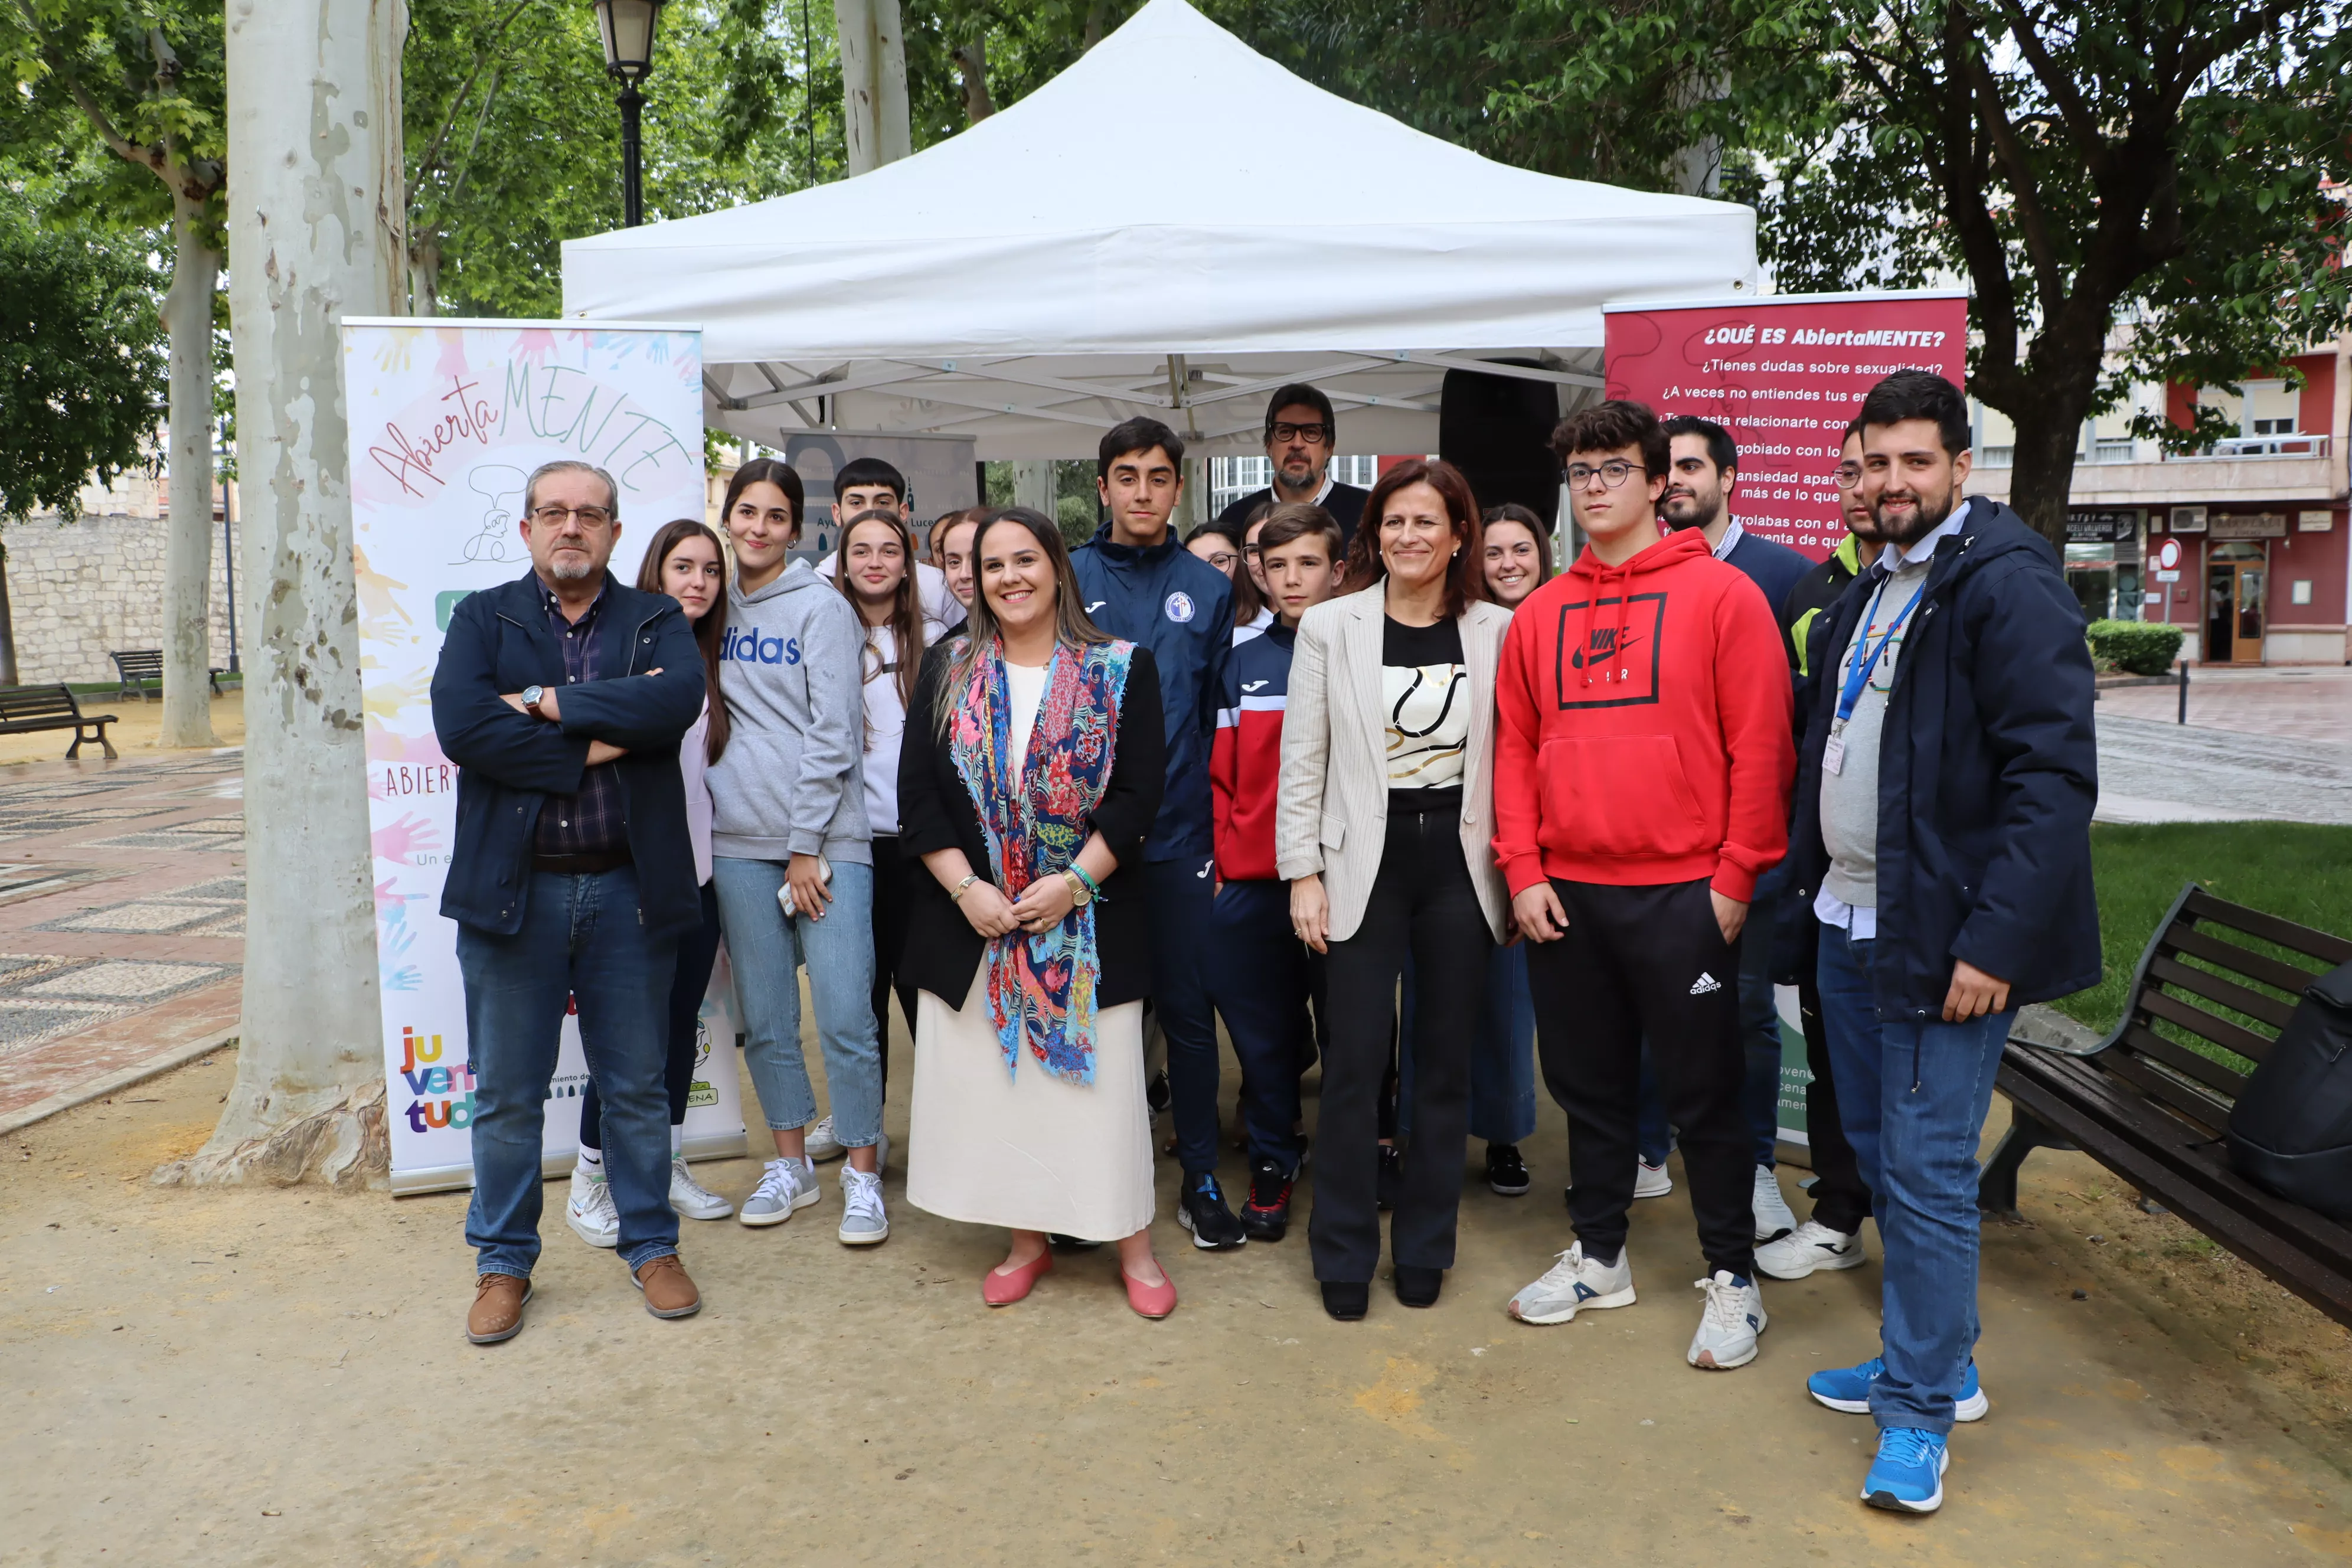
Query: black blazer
896 640 1165 1011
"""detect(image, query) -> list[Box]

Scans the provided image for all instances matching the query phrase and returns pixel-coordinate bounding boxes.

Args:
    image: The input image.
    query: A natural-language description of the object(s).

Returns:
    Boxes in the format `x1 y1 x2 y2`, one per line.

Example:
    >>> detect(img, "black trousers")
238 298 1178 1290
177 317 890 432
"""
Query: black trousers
868 834 920 1105
1525 877 1755 1278
1310 810 1494 1283
1796 973 1873 1234
580 878 720 1149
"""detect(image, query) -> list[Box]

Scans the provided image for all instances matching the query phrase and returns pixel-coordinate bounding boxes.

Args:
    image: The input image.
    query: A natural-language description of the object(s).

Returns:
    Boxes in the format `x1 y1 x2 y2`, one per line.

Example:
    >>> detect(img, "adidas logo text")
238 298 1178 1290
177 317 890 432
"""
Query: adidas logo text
1688 972 1721 995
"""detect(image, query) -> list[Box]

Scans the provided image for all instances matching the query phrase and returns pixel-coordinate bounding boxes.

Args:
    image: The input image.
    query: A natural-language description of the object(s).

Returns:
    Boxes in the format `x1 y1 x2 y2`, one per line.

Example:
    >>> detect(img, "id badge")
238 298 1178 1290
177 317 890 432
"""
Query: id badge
1822 732 1847 776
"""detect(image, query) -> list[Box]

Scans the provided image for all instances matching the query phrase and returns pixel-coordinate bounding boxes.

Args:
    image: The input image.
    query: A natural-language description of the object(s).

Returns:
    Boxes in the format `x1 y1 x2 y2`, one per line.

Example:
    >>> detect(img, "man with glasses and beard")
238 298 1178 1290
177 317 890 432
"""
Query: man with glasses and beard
1658 414 1817 1250
1783 371 2098 1514
1214 384 1368 554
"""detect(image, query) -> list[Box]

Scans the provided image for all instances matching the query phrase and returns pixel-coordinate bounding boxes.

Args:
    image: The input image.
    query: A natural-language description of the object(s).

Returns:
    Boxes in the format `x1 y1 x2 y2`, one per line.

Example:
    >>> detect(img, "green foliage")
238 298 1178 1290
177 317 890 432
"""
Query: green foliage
2085 619 2183 677
2054 822 2352 1035
0 201 165 521
403 0 837 318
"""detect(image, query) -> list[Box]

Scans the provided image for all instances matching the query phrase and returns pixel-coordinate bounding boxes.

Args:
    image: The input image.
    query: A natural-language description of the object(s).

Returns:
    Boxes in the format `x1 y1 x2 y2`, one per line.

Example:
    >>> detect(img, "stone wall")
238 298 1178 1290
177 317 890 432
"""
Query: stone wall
11 472 240 687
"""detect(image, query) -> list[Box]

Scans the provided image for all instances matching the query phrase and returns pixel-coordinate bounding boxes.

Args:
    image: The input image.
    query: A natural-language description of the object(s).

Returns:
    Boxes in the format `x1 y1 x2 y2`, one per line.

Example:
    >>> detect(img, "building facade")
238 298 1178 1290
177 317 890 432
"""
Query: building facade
1969 334 2350 665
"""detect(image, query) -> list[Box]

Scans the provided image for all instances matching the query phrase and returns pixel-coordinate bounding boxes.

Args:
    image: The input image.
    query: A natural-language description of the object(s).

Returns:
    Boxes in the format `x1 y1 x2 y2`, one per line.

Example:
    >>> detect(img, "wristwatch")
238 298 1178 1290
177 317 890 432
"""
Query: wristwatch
1063 868 1093 908
521 684 546 718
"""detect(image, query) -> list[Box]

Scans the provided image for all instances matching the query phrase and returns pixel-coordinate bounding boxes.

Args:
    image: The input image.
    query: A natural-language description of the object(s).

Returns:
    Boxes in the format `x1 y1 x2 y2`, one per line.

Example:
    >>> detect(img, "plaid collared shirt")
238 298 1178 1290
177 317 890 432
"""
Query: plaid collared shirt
534 579 628 858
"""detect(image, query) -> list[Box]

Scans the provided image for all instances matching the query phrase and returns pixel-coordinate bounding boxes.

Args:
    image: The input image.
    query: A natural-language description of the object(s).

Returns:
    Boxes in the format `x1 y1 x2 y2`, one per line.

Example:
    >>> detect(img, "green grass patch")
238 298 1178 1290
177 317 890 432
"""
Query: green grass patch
2052 821 2352 1037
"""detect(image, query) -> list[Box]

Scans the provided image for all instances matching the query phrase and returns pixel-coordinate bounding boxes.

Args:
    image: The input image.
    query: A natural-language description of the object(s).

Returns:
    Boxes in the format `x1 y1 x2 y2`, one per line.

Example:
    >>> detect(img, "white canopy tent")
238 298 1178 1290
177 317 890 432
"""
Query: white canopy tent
561 0 1757 460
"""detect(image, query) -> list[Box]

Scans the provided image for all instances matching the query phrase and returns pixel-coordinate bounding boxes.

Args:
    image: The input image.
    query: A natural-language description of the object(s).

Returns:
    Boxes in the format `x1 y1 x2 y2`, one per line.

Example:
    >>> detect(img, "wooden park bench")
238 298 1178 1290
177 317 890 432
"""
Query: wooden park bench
109 649 226 703
1980 884 2352 1328
0 684 119 759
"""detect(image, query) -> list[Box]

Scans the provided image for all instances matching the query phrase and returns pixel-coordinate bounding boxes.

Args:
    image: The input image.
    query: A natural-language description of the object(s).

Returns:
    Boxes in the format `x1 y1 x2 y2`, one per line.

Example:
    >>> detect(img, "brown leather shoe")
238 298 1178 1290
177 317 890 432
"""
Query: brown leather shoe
633 1254 701 1319
466 1272 532 1344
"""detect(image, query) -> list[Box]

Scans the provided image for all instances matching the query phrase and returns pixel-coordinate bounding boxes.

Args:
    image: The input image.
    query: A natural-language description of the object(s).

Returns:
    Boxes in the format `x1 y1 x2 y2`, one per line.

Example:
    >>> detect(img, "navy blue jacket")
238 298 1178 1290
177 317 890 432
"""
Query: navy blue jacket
1721 528 1812 652
1785 499 2101 1020
1070 523 1233 864
431 570 708 940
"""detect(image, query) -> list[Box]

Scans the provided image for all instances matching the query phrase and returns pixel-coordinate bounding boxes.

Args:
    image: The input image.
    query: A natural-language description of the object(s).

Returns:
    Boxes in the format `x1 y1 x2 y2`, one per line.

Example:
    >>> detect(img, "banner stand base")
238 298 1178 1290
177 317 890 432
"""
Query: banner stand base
390 1129 753 1197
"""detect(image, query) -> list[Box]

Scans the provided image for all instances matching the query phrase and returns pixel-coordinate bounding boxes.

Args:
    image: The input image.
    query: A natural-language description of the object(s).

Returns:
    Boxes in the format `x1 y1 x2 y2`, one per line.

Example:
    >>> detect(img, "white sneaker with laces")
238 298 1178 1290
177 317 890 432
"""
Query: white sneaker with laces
803 1115 845 1162
1634 1158 1674 1199
668 1157 734 1220
1755 1220 1866 1280
565 1167 619 1249
1752 1163 1799 1242
737 1157 821 1227
838 1165 890 1246
1507 1242 1636 1325
1687 1270 1767 1369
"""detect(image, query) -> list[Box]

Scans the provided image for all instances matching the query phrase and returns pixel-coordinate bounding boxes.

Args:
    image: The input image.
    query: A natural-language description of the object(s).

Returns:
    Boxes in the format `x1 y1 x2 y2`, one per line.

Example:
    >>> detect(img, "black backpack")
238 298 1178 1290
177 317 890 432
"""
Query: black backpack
2228 959 2352 1220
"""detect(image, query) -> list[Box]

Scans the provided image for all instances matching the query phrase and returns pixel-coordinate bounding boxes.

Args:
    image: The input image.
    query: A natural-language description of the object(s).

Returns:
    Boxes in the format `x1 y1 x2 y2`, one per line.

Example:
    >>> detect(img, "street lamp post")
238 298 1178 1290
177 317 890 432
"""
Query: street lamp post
592 0 668 227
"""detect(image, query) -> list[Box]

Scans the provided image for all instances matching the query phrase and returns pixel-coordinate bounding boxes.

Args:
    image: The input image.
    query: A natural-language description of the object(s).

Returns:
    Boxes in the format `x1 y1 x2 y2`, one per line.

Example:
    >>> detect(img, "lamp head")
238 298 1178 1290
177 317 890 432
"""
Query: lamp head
592 0 666 84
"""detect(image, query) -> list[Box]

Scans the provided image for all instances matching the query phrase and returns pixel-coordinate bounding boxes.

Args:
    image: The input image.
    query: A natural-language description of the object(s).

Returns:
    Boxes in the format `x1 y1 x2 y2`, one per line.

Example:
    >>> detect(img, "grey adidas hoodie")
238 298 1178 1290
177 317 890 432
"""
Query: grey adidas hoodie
708 558 872 864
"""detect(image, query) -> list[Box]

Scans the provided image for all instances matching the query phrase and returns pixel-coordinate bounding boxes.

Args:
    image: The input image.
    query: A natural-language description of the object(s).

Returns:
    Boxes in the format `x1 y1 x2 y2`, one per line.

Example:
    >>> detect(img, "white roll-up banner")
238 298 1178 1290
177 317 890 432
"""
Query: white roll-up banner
341 318 744 1194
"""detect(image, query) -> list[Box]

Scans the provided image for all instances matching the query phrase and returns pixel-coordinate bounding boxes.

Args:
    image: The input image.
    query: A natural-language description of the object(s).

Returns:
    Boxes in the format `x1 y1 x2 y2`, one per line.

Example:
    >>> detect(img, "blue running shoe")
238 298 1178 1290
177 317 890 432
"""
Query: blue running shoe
1863 1427 1948 1513
1807 1355 1987 1421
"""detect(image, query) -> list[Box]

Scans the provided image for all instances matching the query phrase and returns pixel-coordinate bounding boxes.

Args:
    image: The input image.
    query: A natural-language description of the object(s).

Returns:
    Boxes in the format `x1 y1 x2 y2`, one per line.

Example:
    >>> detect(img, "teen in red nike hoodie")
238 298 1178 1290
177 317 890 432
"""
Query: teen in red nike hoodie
1492 400 1794 1373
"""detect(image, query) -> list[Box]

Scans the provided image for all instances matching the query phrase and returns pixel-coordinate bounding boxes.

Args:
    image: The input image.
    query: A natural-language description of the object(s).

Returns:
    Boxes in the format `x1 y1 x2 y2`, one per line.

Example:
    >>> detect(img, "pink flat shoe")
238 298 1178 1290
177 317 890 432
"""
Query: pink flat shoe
983 1249 1052 1306
1122 1264 1177 1319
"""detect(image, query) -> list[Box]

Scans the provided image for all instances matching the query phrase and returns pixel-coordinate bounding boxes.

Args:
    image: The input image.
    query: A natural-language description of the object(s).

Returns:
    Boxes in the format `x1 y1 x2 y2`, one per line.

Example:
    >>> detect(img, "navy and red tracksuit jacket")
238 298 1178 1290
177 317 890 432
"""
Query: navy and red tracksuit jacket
1210 623 1295 881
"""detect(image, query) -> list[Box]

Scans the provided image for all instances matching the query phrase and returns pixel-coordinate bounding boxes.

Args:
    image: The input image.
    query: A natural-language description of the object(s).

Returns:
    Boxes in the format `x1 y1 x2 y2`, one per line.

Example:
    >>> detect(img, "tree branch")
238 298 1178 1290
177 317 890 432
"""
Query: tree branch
1955 25 2064 324
11 0 159 175
412 0 535 184
1980 0 2111 181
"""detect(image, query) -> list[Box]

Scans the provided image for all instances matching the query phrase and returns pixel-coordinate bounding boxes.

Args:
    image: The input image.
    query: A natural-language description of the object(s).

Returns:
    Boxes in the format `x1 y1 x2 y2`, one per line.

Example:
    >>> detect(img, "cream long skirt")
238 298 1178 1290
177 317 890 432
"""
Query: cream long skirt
905 957 1154 1242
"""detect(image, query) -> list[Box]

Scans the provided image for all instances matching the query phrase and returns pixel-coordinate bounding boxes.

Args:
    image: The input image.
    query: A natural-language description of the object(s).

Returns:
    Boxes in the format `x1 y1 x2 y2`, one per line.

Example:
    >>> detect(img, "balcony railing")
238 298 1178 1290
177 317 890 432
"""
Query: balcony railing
2178 434 2334 459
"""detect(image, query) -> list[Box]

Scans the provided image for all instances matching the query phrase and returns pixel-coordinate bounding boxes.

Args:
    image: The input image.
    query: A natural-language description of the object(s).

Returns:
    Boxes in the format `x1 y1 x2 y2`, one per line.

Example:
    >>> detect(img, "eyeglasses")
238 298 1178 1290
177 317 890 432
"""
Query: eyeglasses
529 504 613 528
1564 460 1646 489
1834 462 1864 487
1195 548 1239 571
1268 421 1332 446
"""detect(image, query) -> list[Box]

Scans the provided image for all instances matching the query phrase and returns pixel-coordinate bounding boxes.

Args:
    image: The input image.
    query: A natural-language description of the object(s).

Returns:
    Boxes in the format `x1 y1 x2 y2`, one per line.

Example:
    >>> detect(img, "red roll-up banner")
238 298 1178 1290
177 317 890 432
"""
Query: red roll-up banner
1602 290 1968 561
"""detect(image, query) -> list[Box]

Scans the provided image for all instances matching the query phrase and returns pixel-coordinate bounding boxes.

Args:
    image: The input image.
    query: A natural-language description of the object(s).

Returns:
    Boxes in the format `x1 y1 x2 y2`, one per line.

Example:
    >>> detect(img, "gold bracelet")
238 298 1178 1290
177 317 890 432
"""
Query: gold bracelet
950 873 981 902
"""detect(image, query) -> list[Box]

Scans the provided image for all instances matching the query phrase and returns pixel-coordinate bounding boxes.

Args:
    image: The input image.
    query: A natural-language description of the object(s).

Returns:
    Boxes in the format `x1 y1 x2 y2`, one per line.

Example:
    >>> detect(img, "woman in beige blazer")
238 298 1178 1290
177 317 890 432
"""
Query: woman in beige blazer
1276 458 1511 1320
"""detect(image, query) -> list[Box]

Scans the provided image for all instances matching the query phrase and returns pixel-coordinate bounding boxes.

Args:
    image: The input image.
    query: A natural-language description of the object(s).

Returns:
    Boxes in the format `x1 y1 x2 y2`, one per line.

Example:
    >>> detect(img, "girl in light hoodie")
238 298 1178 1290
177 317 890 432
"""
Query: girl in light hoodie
707 459 889 1247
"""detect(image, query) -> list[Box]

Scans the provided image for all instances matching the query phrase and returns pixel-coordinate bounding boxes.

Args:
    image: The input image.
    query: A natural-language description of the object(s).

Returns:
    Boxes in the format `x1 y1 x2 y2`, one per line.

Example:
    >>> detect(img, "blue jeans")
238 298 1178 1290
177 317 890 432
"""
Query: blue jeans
711 855 883 1148
1393 942 1536 1146
1817 923 2014 1433
457 867 680 1275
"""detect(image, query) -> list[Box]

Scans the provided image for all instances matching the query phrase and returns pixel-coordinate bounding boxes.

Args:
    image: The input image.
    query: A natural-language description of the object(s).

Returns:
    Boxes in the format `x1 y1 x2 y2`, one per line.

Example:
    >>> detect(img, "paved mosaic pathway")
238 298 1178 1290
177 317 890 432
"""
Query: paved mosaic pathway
0 750 243 1131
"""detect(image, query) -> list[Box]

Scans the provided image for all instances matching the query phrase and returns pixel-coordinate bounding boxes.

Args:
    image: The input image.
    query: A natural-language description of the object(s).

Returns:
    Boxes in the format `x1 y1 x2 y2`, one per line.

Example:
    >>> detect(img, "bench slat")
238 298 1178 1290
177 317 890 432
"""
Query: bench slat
2096 1046 2233 1138
2146 952 2298 1032
2183 887 2352 966
2164 922 2331 999
2135 986 2275 1066
2116 1018 2250 1099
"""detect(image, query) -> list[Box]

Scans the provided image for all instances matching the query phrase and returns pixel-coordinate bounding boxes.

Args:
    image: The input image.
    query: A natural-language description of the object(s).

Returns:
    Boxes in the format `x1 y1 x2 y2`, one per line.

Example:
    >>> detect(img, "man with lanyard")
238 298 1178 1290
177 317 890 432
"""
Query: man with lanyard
1755 418 1876 1282
1785 370 2098 1514
1214 384 1368 555
1071 416 1247 1249
1660 414 1813 1246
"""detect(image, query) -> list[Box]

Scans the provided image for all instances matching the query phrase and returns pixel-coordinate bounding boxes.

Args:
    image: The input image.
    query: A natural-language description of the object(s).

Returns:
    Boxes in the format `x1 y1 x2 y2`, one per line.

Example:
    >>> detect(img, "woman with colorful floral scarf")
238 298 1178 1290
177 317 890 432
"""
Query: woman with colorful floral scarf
896 508 1175 1317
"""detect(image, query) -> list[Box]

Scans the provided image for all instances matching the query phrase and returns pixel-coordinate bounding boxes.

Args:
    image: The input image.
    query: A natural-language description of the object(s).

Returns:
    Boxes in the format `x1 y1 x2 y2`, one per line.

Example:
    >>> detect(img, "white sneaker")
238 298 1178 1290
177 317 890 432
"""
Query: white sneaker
803 1115 845 1162
1687 1270 1766 1370
1634 1158 1674 1199
838 1165 890 1246
737 1157 821 1226
565 1167 619 1249
668 1157 734 1220
1507 1242 1636 1325
1753 1163 1798 1242
1755 1220 1866 1280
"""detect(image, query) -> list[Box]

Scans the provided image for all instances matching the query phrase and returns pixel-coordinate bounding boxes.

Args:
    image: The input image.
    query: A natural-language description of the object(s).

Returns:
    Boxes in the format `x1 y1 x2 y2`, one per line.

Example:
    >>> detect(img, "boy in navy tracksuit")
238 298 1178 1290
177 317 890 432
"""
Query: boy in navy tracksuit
1207 503 1347 1241
1070 417 1242 1247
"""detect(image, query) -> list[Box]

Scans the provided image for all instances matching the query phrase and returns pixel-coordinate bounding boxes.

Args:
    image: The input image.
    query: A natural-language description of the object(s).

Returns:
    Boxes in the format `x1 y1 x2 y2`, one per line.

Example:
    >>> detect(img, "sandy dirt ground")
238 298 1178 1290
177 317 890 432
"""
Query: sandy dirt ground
7 1033 2351 1567
0 691 245 766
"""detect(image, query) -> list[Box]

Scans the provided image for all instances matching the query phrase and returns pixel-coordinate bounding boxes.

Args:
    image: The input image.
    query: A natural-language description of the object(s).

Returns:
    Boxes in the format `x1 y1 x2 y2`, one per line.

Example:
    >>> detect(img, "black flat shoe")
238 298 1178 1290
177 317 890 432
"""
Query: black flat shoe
1486 1142 1531 1197
1394 1265 1442 1308
1321 1280 1370 1321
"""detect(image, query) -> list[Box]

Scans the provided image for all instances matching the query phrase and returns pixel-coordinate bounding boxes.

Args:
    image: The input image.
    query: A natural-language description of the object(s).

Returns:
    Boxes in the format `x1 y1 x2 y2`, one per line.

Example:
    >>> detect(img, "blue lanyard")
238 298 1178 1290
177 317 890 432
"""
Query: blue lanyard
1835 576 1924 727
